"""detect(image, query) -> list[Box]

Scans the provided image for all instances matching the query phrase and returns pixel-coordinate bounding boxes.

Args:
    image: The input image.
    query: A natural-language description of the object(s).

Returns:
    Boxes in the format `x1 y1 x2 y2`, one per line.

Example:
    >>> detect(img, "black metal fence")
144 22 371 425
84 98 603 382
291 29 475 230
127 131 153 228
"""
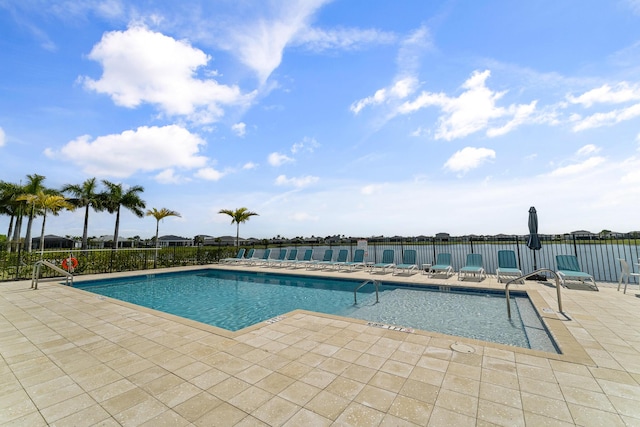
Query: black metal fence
2 234 639 283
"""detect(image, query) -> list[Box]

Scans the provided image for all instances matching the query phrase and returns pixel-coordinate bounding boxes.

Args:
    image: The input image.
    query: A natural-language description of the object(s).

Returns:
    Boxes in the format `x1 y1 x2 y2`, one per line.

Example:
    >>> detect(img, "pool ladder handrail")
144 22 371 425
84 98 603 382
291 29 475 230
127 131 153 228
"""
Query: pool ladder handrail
354 279 380 304
505 268 562 319
31 260 73 290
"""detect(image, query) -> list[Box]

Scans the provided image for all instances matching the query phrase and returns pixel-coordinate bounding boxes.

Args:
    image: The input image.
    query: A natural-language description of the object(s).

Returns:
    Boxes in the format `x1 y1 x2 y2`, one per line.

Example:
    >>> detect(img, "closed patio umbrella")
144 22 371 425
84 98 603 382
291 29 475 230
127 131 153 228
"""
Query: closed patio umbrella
527 206 544 280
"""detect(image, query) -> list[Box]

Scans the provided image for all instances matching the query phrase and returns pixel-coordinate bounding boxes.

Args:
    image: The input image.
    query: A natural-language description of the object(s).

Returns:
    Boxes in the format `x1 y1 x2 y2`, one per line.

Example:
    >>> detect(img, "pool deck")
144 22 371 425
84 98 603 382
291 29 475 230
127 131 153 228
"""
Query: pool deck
1 264 640 426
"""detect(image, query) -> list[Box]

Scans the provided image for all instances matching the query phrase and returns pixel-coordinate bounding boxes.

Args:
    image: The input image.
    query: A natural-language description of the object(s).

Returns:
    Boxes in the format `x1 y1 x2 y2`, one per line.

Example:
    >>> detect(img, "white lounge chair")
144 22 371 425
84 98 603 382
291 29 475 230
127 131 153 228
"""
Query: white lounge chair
617 258 640 294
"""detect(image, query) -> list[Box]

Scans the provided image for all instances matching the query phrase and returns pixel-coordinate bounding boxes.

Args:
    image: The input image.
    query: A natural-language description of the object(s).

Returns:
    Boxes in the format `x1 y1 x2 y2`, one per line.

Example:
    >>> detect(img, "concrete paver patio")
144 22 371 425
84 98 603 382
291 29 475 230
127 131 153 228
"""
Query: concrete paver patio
1 264 640 426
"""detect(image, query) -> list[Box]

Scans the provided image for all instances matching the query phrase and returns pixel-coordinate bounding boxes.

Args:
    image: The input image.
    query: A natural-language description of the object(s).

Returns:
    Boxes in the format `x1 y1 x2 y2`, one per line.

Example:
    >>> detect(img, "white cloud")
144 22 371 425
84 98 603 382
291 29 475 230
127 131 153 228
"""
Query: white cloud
361 184 382 195
289 212 319 222
155 168 186 184
486 101 537 137
444 147 496 174
82 26 253 124
410 126 429 137
275 174 319 188
222 1 328 83
396 25 432 76
195 167 225 181
398 70 539 140
52 125 208 178
231 122 246 137
215 0 393 83
243 162 258 170
293 27 396 52
572 103 640 131
268 152 294 166
291 136 319 154
567 82 640 107
351 77 418 114
0 127 5 147
548 156 606 177
626 0 640 14
576 144 601 157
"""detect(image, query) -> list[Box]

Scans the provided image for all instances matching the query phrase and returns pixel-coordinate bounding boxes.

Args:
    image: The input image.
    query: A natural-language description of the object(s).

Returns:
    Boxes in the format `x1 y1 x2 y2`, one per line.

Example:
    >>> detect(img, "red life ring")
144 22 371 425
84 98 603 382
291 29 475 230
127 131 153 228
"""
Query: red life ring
62 257 78 270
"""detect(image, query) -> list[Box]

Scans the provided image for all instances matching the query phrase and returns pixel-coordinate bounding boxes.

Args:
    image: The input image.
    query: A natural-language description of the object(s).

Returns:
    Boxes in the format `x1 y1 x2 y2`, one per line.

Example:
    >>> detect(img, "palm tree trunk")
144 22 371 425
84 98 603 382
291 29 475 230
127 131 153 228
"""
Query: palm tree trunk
82 204 90 250
12 214 23 252
25 209 35 252
40 211 47 258
155 220 160 249
6 215 14 252
113 207 120 250
154 220 159 268
236 223 240 247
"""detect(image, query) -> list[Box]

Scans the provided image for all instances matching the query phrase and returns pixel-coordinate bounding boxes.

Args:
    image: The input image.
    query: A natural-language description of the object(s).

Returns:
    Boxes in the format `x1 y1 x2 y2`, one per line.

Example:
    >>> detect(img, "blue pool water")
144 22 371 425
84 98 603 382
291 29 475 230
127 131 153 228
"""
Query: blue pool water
75 269 558 352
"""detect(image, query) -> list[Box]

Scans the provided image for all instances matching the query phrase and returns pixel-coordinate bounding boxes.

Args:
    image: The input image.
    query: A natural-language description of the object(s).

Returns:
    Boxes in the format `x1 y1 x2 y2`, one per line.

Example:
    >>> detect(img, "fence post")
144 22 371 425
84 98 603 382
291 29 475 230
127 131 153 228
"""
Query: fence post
572 234 578 257
515 236 522 269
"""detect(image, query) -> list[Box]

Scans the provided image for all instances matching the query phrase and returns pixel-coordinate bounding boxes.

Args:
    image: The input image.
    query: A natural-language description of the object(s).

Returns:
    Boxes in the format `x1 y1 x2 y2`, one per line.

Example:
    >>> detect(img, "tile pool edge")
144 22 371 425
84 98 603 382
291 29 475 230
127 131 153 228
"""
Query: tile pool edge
65 266 595 364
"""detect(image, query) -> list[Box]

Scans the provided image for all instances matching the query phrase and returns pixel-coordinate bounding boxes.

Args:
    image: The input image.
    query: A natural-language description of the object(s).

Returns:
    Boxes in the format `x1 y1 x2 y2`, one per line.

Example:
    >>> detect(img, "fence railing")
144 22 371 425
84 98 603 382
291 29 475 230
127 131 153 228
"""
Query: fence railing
2 235 639 283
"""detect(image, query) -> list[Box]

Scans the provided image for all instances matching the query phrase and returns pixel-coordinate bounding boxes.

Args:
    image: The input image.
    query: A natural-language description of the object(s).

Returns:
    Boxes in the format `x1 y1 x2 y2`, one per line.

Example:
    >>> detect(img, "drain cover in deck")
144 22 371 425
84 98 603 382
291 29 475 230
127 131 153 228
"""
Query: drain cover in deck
451 342 475 353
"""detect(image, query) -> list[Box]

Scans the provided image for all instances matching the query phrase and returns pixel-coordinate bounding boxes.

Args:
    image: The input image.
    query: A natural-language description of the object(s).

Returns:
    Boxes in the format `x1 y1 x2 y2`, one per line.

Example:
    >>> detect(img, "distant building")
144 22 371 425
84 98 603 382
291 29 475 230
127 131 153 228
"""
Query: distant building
158 235 193 247
91 235 135 249
203 235 239 246
31 235 74 250
435 233 450 241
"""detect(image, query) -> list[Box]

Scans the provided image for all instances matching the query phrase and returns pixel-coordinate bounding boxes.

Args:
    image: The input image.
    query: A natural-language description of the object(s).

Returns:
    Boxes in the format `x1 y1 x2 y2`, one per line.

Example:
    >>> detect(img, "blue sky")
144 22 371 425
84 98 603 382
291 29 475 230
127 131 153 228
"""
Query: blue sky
2 0 640 240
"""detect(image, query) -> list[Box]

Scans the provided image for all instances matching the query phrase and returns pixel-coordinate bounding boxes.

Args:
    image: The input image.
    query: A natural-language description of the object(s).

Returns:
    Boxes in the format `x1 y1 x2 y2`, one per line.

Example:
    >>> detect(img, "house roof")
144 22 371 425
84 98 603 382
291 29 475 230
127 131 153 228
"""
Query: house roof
158 235 191 241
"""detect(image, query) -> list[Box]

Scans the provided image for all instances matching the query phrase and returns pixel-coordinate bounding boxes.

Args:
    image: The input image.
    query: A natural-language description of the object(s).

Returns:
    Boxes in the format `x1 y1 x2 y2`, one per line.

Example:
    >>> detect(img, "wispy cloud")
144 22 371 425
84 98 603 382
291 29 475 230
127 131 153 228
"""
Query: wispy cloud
293 26 396 51
231 122 247 137
275 174 319 188
291 136 319 154
567 82 640 107
572 103 640 131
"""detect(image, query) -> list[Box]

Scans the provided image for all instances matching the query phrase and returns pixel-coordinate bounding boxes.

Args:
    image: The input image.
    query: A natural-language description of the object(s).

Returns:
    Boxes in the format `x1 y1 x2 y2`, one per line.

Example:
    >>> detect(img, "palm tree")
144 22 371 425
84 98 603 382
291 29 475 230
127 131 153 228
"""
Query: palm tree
101 180 146 250
18 191 74 257
218 207 259 247
146 207 181 268
21 174 48 252
61 178 104 250
0 180 23 251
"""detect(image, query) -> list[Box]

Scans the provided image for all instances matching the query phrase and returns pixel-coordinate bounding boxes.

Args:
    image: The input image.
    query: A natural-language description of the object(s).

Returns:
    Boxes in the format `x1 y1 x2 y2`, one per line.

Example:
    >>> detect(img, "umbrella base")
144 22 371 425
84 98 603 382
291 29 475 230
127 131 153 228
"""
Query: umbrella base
526 274 548 281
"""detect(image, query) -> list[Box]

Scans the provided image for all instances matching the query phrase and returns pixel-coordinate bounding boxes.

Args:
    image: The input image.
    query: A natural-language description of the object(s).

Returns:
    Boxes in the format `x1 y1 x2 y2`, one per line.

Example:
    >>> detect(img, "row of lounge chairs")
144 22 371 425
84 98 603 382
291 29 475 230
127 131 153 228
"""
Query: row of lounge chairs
429 251 598 290
221 248 598 289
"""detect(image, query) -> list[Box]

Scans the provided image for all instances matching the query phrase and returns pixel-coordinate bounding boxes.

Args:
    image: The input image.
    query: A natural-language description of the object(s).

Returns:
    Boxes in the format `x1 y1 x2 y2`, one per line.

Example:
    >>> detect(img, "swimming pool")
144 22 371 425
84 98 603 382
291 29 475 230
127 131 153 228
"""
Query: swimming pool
75 269 558 352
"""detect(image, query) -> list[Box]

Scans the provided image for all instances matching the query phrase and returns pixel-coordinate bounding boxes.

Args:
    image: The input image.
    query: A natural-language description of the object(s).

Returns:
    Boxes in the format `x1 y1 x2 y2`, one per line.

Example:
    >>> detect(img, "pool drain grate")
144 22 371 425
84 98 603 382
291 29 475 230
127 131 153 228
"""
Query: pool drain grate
265 316 286 324
367 322 414 333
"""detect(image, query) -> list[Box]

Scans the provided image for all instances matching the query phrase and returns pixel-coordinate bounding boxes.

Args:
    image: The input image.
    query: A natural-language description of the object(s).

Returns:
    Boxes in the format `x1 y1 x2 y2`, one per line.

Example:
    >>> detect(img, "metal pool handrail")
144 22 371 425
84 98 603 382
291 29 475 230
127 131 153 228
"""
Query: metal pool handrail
354 279 380 304
505 269 562 319
31 260 73 290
